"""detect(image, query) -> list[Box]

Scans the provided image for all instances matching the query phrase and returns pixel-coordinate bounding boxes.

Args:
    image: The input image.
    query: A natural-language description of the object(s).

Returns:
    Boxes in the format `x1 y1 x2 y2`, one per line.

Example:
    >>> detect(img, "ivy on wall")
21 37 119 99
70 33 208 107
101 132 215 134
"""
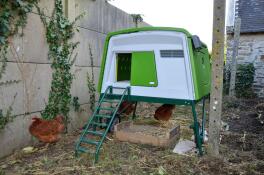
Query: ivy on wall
0 0 38 79
0 93 17 130
0 0 82 131
0 0 38 130
72 96 80 112
38 0 82 126
131 14 143 28
0 107 12 130
224 63 256 98
87 45 96 112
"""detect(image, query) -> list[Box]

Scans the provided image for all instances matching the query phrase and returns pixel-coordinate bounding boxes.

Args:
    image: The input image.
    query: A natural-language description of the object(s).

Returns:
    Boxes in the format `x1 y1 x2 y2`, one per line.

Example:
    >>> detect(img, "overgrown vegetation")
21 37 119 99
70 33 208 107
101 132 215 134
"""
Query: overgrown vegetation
72 96 80 112
0 108 12 130
0 0 38 79
131 14 143 28
0 0 38 130
87 45 96 112
0 93 17 130
0 168 4 175
235 63 256 98
38 0 82 125
224 63 256 98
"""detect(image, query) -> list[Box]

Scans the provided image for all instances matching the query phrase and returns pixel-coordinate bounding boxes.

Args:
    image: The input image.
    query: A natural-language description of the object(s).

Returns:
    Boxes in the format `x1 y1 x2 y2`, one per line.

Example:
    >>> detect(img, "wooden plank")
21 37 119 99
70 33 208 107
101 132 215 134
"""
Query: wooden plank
229 18 241 97
208 0 226 156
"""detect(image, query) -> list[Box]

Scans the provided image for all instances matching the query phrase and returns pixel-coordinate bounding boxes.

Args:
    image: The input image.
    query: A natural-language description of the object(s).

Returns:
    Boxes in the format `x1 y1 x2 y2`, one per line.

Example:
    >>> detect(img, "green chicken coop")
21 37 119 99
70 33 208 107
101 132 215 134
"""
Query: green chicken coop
76 27 211 162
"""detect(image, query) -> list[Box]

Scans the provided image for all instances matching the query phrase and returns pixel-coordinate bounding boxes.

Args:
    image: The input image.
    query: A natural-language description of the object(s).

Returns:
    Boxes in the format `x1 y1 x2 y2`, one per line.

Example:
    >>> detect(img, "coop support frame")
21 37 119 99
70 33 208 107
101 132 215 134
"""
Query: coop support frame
99 92 208 155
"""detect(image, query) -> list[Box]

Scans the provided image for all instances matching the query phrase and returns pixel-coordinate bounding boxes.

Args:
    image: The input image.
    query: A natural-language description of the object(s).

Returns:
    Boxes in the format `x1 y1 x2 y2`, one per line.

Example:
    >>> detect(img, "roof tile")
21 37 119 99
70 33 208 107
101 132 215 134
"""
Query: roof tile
237 0 264 33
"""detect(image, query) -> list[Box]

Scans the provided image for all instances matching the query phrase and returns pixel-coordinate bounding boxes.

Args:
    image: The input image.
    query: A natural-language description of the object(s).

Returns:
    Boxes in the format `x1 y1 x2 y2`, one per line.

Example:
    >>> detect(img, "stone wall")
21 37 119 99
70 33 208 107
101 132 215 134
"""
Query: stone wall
226 33 264 97
0 0 148 158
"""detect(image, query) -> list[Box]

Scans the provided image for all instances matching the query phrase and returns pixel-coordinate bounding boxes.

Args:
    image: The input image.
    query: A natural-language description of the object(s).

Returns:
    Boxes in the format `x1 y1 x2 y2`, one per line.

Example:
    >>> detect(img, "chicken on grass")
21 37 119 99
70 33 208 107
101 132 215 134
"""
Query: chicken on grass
29 116 65 143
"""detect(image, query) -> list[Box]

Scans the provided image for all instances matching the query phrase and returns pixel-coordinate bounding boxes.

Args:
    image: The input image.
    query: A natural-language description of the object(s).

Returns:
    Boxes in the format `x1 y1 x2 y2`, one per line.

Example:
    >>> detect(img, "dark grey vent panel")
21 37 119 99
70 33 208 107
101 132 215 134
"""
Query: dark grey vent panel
160 50 184 58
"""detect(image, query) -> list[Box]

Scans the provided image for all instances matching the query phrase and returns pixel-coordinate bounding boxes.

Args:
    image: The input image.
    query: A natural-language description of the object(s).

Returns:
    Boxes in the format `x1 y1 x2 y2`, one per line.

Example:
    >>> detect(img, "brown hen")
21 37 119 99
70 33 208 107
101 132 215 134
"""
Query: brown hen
154 104 175 121
118 101 135 115
29 116 65 143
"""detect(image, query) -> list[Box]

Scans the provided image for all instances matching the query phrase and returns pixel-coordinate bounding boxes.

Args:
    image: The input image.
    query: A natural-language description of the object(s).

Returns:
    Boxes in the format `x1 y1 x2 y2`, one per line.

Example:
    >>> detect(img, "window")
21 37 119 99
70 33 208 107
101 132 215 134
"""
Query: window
160 50 184 58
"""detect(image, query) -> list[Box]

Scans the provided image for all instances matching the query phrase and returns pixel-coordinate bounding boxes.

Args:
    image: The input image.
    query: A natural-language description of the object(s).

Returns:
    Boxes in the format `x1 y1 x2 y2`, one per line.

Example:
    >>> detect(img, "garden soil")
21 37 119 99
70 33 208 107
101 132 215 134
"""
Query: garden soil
0 98 264 175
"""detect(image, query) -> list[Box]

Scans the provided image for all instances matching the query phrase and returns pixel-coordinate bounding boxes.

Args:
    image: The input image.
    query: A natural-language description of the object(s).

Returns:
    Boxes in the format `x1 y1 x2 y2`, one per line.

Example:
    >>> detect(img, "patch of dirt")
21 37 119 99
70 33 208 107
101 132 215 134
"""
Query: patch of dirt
228 113 264 134
220 98 264 174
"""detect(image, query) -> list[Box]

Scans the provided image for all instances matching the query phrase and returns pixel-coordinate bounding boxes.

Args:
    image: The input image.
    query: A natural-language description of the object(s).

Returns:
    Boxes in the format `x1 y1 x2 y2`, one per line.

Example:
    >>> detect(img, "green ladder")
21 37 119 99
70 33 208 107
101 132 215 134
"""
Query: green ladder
75 86 129 163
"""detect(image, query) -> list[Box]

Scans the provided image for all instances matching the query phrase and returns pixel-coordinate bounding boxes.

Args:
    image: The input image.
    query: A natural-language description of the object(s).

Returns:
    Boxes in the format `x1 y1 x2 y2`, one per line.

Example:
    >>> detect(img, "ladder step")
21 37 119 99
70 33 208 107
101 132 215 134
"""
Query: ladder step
111 87 127 90
95 114 112 119
98 107 115 111
82 138 99 145
92 122 108 127
86 130 104 136
77 146 95 154
102 99 120 103
77 146 87 153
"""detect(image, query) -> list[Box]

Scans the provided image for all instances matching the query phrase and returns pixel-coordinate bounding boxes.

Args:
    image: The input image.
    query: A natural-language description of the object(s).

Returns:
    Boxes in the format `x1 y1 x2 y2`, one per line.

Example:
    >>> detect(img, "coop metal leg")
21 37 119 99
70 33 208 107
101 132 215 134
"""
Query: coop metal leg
132 102 138 120
109 86 113 94
94 153 99 164
75 150 79 157
191 102 203 155
201 97 206 142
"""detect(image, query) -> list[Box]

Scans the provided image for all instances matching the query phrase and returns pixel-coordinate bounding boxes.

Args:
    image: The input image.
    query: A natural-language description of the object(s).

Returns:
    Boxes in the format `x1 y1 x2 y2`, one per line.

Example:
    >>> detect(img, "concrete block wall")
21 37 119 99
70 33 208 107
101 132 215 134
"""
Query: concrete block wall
0 0 149 158
226 33 264 97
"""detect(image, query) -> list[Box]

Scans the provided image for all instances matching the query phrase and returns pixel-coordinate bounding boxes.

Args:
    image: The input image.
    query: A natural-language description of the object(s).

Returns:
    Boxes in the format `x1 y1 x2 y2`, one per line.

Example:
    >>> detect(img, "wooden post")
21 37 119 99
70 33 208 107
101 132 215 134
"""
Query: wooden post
208 0 226 156
229 18 241 97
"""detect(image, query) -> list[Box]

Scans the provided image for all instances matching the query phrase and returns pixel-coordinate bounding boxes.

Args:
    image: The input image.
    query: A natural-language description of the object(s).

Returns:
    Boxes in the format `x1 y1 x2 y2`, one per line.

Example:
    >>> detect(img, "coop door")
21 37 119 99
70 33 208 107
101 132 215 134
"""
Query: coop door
116 53 132 82
131 51 158 87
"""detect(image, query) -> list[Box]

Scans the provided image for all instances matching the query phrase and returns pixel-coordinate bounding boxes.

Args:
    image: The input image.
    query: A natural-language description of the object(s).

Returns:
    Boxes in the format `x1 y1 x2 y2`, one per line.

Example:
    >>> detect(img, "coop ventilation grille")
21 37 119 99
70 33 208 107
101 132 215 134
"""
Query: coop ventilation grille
160 50 184 58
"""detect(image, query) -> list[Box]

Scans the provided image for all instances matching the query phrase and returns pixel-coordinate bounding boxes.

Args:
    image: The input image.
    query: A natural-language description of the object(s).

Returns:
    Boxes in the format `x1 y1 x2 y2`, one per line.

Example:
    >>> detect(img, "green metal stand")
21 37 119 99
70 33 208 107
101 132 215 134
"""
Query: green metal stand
76 88 208 162
75 86 129 163
201 97 206 142
191 97 207 155
132 101 138 119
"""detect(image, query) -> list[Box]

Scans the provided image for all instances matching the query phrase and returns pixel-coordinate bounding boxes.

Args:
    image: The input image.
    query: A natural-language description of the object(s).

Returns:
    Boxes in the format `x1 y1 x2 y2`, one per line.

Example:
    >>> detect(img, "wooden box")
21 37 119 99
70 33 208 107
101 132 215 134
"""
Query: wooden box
114 121 180 148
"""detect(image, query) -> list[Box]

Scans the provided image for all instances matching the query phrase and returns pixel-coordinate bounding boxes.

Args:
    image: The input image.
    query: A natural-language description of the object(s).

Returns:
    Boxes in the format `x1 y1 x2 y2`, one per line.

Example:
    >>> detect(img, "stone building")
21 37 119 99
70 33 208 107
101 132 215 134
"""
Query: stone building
226 0 264 97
